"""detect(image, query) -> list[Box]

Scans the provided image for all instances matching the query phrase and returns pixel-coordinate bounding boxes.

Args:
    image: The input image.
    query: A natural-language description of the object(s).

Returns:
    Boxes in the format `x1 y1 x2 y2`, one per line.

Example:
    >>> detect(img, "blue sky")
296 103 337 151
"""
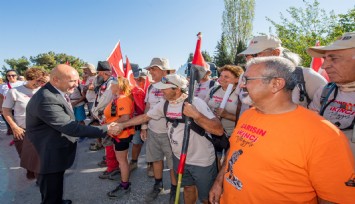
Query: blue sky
0 0 352 75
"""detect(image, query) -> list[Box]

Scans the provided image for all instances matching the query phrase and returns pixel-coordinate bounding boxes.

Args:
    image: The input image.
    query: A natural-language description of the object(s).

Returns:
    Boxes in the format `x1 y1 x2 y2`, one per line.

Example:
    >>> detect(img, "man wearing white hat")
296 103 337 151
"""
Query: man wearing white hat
308 32 355 157
238 35 327 108
80 63 97 116
115 74 224 204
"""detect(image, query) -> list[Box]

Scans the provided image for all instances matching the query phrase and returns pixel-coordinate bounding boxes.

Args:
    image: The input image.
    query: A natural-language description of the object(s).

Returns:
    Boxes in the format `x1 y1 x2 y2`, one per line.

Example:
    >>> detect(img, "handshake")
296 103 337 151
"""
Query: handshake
107 122 124 136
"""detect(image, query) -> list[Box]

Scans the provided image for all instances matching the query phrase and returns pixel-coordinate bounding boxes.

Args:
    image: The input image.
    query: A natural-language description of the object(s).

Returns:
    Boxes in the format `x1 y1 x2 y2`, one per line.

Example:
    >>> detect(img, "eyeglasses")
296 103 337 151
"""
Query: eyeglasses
7 74 17 77
241 76 271 85
161 77 179 88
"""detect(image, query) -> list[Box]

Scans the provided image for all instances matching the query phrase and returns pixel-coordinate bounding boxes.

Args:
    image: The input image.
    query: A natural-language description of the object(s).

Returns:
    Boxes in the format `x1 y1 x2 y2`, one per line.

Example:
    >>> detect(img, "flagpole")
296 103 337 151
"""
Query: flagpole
175 32 207 204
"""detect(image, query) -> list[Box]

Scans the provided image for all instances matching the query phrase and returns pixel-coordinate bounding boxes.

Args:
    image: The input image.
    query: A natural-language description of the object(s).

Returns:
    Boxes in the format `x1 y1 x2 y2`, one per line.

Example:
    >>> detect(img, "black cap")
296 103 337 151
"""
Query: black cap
97 61 111 71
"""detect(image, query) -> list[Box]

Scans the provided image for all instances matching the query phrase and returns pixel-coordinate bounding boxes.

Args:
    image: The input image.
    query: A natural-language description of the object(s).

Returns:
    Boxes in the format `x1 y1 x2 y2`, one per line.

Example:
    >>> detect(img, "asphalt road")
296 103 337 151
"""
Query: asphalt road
0 117 177 204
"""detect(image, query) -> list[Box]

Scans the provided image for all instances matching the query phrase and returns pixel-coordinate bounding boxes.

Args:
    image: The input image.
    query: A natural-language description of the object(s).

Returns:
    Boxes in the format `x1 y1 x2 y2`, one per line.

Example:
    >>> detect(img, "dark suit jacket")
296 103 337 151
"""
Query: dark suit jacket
21 82 107 174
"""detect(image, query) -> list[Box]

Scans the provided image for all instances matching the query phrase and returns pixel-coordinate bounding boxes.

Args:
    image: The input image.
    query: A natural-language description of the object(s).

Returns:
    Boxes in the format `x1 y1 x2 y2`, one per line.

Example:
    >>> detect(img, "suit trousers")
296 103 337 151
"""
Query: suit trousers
38 171 65 204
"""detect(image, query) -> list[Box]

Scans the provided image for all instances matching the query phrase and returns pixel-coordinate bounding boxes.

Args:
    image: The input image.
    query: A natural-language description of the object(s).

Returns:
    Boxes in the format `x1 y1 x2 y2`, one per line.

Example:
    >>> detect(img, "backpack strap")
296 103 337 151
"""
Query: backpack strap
320 82 338 116
209 80 216 89
164 98 205 136
235 96 242 127
209 85 222 99
294 67 311 105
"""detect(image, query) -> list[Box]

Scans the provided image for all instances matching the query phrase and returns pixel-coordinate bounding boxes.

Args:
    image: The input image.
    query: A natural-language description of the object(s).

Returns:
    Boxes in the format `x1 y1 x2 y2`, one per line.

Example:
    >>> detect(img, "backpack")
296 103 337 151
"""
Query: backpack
163 98 230 151
294 67 311 106
319 82 338 116
208 80 216 89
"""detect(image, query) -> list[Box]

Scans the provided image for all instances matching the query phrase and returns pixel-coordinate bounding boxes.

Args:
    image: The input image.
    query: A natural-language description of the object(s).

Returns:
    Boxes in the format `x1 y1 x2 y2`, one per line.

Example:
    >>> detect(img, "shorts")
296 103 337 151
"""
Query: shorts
113 135 133 151
173 156 217 202
146 129 173 169
73 105 86 122
131 128 143 145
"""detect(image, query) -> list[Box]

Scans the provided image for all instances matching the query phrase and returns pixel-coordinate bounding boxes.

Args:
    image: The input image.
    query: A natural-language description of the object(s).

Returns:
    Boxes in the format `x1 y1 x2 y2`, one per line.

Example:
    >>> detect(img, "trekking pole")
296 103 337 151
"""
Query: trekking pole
175 32 208 204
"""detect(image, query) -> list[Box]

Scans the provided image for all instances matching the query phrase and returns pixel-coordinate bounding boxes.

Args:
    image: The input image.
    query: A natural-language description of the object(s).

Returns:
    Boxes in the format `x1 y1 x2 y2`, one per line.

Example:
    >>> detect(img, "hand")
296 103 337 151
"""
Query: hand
140 129 148 141
107 122 123 136
12 126 25 140
209 180 223 204
215 108 226 119
183 102 201 120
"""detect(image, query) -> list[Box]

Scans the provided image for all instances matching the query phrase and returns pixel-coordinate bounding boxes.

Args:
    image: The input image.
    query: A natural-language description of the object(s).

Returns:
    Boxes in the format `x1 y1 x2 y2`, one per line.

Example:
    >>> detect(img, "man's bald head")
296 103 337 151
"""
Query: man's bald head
50 64 79 93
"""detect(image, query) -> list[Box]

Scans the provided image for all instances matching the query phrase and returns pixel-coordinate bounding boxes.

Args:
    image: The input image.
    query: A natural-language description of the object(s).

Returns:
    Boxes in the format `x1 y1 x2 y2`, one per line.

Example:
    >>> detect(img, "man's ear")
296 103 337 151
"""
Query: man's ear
271 78 286 93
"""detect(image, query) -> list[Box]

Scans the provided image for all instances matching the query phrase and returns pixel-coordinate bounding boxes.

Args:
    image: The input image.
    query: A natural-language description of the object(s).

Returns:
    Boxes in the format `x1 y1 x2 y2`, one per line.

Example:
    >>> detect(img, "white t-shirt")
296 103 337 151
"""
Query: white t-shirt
194 80 217 100
145 85 167 134
0 81 24 96
85 75 97 102
147 97 216 167
2 85 40 128
69 84 85 107
309 86 355 157
205 86 249 136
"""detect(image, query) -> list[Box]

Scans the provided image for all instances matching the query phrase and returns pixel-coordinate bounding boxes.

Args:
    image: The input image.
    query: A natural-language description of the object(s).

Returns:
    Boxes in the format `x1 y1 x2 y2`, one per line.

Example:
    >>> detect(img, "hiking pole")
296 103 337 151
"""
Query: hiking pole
175 32 208 204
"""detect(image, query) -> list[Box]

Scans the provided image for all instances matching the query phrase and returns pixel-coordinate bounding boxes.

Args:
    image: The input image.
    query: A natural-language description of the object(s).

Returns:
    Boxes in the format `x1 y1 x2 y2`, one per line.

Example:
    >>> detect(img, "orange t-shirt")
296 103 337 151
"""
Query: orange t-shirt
103 95 135 139
221 106 355 204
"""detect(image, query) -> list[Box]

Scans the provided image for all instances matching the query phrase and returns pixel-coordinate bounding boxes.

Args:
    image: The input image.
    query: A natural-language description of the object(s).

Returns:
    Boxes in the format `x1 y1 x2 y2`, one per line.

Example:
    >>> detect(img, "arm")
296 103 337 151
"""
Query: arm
215 108 236 121
183 102 224 136
2 107 25 140
209 151 227 204
119 114 151 131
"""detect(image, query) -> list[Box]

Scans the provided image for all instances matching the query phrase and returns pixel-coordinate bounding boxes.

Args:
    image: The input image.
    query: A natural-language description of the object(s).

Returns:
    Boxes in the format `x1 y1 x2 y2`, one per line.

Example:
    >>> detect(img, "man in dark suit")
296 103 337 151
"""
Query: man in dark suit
21 64 119 204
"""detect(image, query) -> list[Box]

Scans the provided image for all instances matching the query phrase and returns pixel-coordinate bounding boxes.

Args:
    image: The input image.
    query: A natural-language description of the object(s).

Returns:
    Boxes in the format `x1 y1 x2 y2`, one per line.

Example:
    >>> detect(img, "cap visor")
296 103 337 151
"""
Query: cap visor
152 82 175 90
238 46 266 56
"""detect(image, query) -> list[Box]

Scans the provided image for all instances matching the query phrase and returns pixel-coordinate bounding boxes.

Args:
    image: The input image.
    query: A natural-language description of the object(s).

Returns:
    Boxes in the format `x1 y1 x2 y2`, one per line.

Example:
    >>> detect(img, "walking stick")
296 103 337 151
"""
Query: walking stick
175 32 208 204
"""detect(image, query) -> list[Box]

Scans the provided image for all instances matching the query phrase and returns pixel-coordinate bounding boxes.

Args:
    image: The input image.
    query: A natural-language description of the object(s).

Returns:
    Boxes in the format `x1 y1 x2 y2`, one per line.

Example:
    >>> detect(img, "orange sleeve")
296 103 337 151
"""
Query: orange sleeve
308 122 355 203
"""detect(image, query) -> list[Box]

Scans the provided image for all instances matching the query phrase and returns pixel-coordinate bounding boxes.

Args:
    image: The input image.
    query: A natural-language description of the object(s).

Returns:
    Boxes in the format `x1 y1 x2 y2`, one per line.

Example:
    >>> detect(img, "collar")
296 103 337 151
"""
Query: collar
169 93 188 104
337 81 355 92
53 86 68 100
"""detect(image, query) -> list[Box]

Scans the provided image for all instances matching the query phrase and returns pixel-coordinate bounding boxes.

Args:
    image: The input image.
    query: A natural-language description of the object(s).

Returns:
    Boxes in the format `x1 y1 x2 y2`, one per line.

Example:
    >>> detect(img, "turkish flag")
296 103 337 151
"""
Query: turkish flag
124 56 136 87
107 41 125 77
311 41 329 82
191 32 208 82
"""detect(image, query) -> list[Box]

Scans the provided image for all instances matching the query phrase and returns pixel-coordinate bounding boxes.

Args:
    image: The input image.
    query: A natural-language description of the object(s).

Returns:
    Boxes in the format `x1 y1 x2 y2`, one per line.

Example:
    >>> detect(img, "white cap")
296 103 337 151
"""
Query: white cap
153 74 188 90
238 35 282 56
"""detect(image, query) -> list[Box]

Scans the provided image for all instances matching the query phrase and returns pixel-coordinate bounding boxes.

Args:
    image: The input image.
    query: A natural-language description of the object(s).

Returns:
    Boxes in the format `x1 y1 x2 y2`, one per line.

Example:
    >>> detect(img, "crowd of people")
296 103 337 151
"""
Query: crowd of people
1 32 355 204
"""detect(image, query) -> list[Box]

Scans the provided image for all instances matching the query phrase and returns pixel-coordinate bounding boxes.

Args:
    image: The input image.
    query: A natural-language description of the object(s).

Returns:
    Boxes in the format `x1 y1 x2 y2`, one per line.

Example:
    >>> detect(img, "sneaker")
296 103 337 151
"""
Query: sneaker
129 162 138 172
145 184 163 202
147 164 154 177
107 185 131 199
98 169 120 179
97 160 107 167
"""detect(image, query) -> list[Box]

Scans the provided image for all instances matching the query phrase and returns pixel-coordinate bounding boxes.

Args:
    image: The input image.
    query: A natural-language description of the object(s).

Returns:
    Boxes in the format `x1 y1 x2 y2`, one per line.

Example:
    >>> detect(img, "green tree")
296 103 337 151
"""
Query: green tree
266 0 338 66
214 33 233 67
234 40 247 68
329 7 355 40
1 56 30 77
222 0 255 63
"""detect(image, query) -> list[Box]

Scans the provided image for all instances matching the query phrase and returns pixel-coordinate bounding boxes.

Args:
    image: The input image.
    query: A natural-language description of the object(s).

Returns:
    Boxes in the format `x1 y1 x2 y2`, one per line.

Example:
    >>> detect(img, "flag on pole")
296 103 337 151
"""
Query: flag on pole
191 32 208 81
124 56 136 87
107 41 125 77
311 41 329 81
143 74 150 93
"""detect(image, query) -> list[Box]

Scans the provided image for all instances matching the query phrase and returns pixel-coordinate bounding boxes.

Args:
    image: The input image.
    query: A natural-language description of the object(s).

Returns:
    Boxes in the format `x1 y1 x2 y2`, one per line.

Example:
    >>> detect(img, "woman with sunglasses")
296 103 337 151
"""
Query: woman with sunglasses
2 68 47 179
103 76 135 199
0 70 25 135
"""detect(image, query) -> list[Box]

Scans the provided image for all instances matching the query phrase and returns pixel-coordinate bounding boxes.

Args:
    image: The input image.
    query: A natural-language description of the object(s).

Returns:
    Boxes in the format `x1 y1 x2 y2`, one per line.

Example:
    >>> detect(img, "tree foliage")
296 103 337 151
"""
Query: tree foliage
1 52 86 78
266 0 344 66
222 0 255 63
214 33 233 67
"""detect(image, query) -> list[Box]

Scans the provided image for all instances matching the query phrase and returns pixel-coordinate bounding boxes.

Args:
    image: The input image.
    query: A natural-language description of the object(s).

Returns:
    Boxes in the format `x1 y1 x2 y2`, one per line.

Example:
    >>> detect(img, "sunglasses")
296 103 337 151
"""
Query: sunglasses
111 99 117 116
7 74 17 77
161 77 179 88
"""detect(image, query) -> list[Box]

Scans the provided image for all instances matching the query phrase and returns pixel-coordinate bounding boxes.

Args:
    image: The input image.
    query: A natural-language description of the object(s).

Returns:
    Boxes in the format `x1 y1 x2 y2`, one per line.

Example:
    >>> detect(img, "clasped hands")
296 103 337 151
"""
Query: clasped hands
107 122 124 137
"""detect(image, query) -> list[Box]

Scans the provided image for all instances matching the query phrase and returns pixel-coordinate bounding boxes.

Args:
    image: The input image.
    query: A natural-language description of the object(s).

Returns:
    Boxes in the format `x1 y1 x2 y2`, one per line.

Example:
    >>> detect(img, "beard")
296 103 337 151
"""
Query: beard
239 88 254 106
96 76 104 85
